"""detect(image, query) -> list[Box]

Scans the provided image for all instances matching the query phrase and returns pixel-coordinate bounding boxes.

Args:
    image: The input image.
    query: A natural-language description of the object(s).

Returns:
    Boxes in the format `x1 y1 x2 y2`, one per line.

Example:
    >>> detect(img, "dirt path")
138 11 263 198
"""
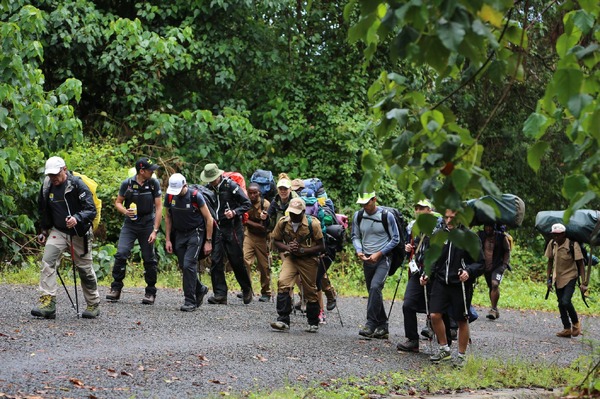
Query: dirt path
0 284 597 398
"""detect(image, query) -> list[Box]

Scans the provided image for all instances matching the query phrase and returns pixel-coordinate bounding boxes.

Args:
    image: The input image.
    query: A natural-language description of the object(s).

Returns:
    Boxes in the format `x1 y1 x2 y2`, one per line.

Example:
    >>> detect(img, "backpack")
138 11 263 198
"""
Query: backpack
222 171 249 224
569 241 599 268
250 169 276 202
303 177 323 194
72 172 102 232
357 206 408 275
167 184 218 260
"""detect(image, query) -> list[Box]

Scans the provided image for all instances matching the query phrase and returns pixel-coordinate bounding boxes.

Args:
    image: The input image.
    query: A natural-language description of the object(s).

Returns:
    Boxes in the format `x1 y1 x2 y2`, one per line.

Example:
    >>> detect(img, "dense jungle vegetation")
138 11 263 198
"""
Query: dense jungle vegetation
1 0 600 278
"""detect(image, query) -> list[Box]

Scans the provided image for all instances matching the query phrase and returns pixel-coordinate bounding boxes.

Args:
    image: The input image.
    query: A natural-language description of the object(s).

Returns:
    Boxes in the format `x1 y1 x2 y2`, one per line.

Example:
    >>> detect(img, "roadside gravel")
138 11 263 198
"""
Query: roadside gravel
0 283 597 398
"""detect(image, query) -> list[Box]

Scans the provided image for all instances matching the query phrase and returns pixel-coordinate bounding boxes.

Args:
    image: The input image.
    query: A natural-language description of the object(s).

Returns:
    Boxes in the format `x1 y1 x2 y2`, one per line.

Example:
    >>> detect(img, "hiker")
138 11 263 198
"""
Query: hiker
106 158 162 305
266 174 299 233
270 198 325 333
243 182 272 302
420 209 483 367
351 192 400 340
544 223 587 338
397 199 443 352
32 156 100 319
164 173 213 311
200 163 253 305
300 187 338 322
478 224 511 320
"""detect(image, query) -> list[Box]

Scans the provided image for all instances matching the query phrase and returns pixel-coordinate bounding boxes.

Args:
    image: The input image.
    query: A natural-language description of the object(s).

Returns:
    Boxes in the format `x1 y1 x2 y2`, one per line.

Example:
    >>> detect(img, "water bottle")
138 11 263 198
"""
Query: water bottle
129 202 138 220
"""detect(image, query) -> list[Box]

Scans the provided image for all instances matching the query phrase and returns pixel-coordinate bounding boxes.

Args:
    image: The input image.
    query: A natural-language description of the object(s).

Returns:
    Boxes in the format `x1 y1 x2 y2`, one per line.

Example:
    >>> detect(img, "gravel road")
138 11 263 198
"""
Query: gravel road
1 283 598 398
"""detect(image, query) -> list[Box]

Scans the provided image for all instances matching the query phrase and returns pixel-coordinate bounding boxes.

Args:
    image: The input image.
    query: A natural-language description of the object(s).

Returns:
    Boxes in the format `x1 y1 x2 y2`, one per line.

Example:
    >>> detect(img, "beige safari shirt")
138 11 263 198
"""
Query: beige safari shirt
544 238 582 289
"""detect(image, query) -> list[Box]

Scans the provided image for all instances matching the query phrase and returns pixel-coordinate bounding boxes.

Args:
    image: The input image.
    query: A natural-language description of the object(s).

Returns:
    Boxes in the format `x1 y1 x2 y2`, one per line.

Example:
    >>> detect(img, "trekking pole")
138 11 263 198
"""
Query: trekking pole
387 261 404 320
69 236 80 318
321 257 343 327
423 281 435 353
459 268 471 346
56 267 76 310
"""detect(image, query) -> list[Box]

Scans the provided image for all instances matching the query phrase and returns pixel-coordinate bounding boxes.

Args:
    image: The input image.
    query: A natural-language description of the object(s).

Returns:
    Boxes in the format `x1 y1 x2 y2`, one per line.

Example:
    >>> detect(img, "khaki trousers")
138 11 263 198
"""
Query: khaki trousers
243 231 271 296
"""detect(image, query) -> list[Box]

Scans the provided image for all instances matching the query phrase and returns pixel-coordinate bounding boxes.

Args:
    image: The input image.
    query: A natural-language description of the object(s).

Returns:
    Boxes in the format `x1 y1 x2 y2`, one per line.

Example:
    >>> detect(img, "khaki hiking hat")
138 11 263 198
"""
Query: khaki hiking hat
201 163 224 183
277 178 292 189
291 178 305 191
356 192 376 204
287 198 306 215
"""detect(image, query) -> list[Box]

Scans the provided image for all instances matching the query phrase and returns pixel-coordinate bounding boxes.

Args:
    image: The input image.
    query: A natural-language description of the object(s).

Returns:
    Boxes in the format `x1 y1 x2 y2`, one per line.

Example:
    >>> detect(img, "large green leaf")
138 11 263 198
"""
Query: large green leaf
526 142 550 172
552 68 583 107
437 20 466 52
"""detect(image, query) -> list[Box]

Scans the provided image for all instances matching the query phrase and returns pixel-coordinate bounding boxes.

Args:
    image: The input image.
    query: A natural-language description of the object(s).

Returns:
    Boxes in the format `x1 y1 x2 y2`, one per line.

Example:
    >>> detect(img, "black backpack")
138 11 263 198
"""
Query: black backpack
167 184 218 260
250 169 276 202
357 206 408 275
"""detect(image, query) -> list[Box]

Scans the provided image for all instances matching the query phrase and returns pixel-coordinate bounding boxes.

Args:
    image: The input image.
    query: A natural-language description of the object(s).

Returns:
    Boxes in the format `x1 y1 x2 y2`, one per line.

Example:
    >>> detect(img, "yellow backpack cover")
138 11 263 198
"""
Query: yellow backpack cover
73 172 102 231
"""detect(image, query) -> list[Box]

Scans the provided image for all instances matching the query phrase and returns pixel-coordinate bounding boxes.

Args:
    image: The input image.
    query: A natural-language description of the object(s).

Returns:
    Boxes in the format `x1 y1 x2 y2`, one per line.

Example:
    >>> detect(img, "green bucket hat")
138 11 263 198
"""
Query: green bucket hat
356 192 376 204
200 163 224 183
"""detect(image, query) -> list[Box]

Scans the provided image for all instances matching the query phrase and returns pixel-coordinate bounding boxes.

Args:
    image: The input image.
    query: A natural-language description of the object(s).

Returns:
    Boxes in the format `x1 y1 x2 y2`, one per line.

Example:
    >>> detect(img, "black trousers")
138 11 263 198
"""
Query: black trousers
210 221 252 297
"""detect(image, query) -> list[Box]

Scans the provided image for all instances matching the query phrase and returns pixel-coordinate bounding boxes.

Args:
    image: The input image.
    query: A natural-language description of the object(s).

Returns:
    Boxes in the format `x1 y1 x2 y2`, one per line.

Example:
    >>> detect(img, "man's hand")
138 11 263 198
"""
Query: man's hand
458 269 469 282
580 284 588 294
165 240 173 254
420 274 428 286
65 216 78 229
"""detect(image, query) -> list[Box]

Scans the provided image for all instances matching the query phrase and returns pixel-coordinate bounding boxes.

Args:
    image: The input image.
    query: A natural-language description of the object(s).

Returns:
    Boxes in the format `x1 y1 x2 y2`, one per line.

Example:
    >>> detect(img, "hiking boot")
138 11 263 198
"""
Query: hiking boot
430 347 452 363
207 296 227 305
556 328 572 338
358 326 374 338
180 303 196 312
270 321 290 331
106 289 121 301
453 355 466 369
421 324 434 339
572 322 581 337
397 339 419 353
486 308 499 320
372 327 389 339
258 295 271 302
326 297 337 311
82 303 100 319
242 290 253 305
196 285 209 307
141 294 155 305
31 295 56 319
305 324 319 333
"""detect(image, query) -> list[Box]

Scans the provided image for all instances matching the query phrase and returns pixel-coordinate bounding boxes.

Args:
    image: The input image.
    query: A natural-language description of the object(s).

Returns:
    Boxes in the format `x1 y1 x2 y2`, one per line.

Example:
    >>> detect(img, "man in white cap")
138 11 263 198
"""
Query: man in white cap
32 156 100 319
270 197 325 332
200 163 253 304
106 157 163 305
352 192 400 340
544 223 587 338
164 173 214 311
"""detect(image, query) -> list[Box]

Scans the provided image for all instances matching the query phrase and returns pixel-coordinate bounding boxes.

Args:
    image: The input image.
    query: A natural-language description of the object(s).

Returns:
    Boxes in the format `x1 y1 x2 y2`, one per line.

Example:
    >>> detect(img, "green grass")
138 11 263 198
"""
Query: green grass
209 355 593 398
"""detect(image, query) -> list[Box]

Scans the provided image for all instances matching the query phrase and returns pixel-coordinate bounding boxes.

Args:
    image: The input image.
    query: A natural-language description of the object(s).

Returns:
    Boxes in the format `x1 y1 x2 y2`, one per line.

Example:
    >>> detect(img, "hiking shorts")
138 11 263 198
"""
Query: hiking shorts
429 279 473 322
484 266 505 289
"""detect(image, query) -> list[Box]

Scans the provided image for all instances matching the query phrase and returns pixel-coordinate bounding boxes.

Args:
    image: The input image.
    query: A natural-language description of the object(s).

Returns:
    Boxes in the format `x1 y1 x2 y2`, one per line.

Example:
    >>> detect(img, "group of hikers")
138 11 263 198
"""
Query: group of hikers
32 155 590 367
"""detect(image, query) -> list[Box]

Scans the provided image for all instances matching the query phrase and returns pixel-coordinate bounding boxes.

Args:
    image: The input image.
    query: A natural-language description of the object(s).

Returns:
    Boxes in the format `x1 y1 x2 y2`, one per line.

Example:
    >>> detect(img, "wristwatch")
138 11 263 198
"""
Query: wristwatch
153 228 159 233
299 247 305 255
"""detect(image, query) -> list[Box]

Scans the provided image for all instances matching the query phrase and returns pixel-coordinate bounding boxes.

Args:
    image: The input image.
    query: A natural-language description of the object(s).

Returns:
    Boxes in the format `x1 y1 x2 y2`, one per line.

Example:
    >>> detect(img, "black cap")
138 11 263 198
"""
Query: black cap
135 158 160 172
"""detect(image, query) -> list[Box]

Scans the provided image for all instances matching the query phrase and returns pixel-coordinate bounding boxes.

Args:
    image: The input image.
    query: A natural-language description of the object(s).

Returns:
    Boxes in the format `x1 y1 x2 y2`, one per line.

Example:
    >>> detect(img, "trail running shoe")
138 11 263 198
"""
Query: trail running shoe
430 347 452 363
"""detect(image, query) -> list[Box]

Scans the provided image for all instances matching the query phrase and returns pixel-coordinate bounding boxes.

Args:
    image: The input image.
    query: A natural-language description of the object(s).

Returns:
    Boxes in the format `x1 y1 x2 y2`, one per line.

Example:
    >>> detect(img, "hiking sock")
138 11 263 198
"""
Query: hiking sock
440 344 450 352
458 352 466 358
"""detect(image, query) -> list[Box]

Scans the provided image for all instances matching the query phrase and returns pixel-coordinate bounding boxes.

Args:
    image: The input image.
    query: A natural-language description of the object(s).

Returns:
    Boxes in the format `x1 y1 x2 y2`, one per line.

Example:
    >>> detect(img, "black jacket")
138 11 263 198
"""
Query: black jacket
207 177 251 226
432 228 484 285
39 172 97 237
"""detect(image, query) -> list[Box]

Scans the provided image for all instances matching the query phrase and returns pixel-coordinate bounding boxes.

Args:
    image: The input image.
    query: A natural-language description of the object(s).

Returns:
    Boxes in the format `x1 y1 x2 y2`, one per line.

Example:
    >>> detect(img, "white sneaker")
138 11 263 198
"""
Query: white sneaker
305 324 319 333
270 321 290 331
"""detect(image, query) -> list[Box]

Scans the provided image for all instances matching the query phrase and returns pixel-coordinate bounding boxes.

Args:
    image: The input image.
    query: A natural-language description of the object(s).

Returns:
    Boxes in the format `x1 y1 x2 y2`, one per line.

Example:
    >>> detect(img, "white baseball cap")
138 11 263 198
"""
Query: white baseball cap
167 173 186 195
44 156 66 175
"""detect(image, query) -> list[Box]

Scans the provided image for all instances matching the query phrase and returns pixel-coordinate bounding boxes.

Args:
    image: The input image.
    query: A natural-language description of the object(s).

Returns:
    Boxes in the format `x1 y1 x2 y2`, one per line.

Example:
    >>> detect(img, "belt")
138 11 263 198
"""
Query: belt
175 226 202 234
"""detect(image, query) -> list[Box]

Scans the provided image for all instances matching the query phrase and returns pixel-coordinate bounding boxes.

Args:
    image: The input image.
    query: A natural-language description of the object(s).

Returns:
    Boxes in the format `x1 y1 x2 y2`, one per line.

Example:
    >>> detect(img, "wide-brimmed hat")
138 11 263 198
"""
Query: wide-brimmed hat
200 163 224 183
356 192 376 205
